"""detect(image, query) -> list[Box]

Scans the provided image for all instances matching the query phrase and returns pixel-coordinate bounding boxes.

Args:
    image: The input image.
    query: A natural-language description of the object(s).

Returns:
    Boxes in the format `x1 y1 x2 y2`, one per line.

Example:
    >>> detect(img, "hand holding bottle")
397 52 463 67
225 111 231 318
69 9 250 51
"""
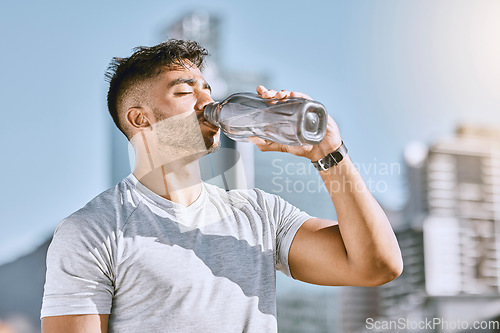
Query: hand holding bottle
248 86 343 162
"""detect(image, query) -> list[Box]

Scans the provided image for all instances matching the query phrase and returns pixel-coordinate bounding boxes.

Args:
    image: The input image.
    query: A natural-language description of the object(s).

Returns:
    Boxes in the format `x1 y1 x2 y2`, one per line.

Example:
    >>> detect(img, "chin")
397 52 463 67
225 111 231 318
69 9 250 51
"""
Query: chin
208 141 221 154
205 130 221 154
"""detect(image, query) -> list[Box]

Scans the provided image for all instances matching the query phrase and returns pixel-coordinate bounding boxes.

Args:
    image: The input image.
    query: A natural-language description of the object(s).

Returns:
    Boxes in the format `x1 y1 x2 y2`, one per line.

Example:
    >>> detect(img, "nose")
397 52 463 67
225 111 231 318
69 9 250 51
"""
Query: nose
195 90 214 113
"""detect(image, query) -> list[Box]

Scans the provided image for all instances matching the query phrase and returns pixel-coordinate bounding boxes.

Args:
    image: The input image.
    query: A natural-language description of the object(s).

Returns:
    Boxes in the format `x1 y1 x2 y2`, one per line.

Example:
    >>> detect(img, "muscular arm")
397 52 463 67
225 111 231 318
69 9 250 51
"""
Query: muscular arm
42 314 109 333
252 85 403 287
289 154 403 286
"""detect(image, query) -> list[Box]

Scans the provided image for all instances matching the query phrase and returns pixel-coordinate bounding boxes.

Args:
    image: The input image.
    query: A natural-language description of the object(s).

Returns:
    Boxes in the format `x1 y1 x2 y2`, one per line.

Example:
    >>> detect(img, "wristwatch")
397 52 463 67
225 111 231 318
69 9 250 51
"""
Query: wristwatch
311 141 348 171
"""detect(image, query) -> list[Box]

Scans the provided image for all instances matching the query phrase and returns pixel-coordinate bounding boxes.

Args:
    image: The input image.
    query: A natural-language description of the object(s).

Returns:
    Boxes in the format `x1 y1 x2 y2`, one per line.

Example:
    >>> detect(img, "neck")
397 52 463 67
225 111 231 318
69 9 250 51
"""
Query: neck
133 158 203 207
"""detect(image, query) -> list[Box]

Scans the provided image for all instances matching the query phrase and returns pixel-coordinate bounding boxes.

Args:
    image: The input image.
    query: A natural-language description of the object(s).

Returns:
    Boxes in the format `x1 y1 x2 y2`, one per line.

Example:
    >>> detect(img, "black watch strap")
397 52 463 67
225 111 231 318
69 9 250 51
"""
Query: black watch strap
311 142 348 171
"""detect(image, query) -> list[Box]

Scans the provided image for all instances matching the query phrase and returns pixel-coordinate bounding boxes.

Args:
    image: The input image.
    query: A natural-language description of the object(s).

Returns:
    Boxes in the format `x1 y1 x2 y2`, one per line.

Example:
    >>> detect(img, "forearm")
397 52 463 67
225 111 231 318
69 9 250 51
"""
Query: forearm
319 154 403 282
250 86 402 284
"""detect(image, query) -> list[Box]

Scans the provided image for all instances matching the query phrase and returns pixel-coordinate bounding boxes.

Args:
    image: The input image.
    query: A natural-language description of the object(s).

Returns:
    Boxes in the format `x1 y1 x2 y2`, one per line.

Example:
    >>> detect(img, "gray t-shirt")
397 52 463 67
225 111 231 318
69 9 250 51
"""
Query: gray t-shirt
41 174 311 332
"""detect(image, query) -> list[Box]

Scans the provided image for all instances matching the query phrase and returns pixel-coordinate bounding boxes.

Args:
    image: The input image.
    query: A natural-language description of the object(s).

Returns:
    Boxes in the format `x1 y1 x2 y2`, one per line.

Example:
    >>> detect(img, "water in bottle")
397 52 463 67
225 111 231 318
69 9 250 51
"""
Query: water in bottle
203 92 327 146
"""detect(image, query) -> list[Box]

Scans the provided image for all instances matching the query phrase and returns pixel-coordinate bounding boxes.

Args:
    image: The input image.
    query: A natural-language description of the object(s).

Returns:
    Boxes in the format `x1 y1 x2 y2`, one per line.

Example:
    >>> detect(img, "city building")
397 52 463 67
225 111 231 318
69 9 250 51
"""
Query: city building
342 124 500 333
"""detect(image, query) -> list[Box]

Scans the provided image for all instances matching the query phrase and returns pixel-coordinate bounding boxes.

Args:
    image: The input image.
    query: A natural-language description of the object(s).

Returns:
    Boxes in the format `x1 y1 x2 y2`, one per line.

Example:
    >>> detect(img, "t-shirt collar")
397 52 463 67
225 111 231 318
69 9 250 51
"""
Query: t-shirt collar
124 173 207 212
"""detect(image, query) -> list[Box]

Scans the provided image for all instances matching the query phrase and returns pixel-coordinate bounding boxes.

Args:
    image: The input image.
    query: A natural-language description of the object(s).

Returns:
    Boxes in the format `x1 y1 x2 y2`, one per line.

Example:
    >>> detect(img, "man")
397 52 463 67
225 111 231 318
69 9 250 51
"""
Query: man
41 39 402 332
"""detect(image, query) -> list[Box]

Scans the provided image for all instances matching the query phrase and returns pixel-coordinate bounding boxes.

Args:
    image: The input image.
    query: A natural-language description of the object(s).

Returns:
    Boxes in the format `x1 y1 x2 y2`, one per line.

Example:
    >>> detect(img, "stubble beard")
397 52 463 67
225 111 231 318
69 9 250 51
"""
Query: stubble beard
153 111 220 164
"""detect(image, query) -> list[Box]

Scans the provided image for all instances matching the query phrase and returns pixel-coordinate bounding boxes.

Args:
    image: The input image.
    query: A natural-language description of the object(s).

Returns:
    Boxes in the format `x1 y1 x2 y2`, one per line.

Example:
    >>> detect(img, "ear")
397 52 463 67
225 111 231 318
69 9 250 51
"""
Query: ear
126 107 151 130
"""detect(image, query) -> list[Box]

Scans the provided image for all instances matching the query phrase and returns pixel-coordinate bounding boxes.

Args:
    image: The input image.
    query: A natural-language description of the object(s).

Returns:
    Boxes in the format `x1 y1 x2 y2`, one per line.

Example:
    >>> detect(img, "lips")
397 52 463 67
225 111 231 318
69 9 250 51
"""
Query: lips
197 113 219 131
203 120 218 130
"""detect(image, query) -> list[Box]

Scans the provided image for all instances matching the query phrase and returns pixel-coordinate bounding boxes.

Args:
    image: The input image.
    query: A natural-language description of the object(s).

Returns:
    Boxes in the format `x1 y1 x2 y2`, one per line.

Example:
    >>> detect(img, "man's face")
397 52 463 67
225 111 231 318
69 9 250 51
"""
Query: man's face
143 63 221 166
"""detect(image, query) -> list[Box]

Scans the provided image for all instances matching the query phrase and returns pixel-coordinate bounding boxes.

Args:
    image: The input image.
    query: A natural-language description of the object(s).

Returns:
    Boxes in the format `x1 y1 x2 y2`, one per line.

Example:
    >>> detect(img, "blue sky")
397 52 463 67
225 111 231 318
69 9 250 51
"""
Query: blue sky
1 0 499 266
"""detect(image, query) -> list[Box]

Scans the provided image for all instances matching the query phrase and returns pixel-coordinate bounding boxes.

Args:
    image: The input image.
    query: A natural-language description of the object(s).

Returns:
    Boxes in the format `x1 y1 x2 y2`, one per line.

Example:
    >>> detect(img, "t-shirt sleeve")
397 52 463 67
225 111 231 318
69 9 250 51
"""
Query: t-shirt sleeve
258 190 313 278
41 217 115 318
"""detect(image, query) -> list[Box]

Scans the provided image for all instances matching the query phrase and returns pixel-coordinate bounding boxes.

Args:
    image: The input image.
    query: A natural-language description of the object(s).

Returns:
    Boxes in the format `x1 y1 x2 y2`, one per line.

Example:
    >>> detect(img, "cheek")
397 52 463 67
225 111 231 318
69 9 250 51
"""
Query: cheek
175 98 195 109
156 99 195 119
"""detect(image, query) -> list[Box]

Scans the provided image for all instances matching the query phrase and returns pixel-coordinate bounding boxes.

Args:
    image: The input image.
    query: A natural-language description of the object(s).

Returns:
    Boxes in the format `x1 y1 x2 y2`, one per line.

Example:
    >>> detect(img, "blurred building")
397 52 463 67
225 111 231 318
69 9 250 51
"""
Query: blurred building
342 124 500 333
424 125 500 296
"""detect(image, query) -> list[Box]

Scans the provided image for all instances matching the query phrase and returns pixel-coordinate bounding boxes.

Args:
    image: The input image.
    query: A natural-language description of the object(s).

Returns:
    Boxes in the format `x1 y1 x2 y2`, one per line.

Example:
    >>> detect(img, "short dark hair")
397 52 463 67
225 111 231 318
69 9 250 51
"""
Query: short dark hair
105 39 209 138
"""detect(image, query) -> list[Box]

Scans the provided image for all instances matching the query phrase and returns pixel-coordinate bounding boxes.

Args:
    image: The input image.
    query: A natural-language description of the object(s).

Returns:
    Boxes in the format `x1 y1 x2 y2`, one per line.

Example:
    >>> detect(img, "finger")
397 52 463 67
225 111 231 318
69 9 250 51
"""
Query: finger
290 91 312 100
248 136 285 152
261 89 278 99
275 90 291 99
256 85 268 95
247 136 273 150
247 136 267 145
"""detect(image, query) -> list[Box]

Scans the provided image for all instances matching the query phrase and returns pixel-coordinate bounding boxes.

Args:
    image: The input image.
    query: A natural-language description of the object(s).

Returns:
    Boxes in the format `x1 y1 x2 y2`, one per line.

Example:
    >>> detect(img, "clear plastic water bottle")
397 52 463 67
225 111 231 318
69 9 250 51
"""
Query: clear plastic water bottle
203 92 328 145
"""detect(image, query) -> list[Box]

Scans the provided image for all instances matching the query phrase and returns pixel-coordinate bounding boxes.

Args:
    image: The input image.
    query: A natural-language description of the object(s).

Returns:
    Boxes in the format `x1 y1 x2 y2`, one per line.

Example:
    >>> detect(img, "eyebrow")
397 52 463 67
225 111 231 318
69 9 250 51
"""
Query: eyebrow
169 77 212 92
